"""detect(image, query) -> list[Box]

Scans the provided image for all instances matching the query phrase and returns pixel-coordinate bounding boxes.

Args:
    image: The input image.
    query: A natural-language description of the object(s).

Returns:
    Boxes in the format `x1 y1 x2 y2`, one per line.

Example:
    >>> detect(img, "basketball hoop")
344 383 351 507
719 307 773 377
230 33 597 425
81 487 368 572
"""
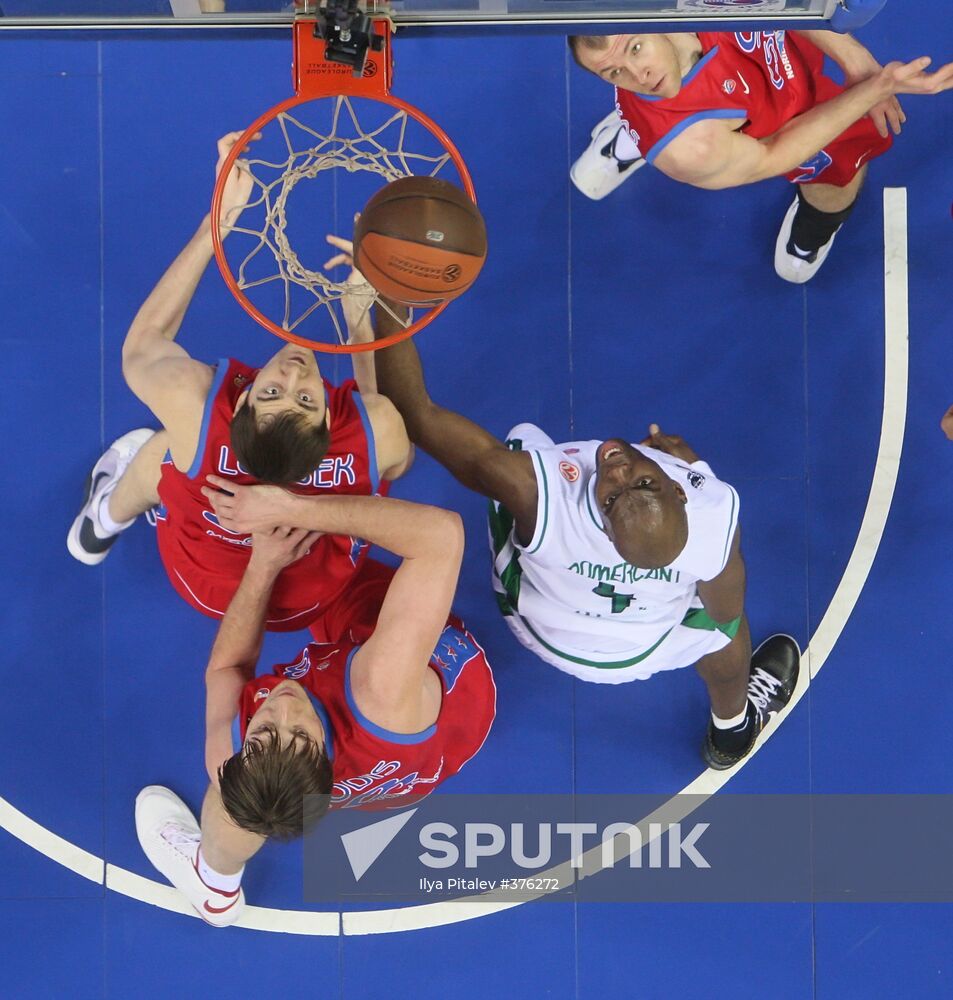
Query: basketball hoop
211 14 476 354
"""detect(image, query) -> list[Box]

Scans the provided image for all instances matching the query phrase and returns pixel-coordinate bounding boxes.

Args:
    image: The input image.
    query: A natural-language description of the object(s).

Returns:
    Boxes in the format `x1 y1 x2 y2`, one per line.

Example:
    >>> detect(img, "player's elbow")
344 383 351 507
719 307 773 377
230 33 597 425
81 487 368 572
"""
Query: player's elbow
441 509 466 555
427 507 465 565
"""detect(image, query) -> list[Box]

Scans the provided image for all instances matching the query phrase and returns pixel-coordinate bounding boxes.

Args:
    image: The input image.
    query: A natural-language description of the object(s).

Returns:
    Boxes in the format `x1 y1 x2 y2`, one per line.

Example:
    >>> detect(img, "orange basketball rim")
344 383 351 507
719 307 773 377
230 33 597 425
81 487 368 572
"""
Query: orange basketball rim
211 15 478 354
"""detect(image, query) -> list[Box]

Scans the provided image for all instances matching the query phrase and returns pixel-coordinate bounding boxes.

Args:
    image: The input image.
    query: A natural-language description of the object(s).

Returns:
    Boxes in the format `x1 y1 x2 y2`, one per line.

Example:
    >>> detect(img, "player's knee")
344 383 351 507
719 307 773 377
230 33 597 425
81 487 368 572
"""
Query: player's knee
218 725 333 840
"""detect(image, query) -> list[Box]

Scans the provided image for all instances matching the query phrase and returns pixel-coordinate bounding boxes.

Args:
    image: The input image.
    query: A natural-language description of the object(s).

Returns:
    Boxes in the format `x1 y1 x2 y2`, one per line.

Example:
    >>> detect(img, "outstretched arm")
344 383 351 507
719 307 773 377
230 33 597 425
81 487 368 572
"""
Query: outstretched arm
793 30 904 137
656 56 953 189
204 526 321 782
371 303 539 538
122 132 258 448
321 235 414 481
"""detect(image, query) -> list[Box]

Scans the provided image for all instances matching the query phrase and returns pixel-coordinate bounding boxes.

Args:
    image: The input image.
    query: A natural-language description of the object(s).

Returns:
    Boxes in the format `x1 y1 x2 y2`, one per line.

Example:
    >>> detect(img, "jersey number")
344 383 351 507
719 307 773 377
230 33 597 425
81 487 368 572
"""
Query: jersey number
792 149 833 183
592 582 635 614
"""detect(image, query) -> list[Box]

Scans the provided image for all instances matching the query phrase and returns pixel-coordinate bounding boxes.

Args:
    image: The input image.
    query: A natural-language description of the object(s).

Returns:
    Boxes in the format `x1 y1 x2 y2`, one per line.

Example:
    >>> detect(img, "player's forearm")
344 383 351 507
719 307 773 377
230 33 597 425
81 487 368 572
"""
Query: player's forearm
122 217 215 359
350 349 378 396
205 669 245 781
372 302 437 428
793 30 874 77
756 73 887 180
372 307 510 496
200 782 266 870
284 493 463 564
205 559 277 678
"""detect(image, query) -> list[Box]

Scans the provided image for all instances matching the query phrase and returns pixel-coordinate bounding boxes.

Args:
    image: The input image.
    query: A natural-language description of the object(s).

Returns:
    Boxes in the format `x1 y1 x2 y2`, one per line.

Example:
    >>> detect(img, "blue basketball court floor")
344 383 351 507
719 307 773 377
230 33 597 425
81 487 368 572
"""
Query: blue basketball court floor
1 6 952 997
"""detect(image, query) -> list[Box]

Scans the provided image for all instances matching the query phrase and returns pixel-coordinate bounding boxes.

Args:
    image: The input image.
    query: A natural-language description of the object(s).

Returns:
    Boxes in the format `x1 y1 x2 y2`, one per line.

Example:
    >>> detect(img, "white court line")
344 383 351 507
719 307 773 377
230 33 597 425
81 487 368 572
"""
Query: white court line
1 191 908 935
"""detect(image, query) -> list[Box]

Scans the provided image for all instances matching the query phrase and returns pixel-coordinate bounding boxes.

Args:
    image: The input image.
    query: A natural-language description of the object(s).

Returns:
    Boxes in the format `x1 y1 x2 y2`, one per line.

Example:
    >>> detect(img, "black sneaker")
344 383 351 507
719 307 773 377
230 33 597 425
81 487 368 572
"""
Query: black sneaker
702 634 800 770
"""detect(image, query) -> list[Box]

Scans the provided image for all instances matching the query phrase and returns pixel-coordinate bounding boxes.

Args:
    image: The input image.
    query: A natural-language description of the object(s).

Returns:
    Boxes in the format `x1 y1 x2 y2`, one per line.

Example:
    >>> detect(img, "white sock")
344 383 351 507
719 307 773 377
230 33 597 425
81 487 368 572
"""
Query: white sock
97 489 134 535
712 703 749 730
197 846 244 893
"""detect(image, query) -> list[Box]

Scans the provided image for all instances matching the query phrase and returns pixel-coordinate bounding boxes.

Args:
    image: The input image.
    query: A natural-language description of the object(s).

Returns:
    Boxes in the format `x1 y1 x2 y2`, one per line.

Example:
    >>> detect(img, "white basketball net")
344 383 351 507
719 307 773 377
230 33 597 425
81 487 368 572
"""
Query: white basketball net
220 95 457 345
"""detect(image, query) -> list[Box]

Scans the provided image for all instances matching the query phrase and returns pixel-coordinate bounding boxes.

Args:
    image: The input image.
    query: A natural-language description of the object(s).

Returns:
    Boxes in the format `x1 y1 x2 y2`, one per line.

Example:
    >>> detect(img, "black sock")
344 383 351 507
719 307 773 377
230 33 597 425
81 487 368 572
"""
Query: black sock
709 700 756 754
788 187 857 257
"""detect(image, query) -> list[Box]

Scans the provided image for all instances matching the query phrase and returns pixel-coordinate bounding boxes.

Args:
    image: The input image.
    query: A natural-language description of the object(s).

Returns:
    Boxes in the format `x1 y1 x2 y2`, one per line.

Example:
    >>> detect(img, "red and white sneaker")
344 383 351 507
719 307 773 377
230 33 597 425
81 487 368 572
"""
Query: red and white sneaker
135 786 245 928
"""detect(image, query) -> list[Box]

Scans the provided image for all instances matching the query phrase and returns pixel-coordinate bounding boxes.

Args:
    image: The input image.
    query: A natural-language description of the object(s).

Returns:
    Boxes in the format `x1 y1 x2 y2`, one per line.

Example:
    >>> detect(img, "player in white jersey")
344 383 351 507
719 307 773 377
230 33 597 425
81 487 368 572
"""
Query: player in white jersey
492 422 740 683
372 318 799 770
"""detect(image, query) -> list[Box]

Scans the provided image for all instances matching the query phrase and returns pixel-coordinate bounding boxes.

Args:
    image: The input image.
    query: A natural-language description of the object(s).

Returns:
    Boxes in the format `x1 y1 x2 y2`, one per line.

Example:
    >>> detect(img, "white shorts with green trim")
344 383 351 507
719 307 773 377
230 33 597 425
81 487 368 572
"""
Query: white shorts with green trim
501 598 733 684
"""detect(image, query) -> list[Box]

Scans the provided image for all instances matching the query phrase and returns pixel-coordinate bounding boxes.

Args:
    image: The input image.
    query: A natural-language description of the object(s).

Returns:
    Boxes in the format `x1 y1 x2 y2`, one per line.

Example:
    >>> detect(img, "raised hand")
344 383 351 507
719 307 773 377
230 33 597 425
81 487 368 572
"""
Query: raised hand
844 54 906 137
249 525 323 575
640 423 700 464
324 231 377 343
201 475 297 534
879 56 953 99
215 130 261 235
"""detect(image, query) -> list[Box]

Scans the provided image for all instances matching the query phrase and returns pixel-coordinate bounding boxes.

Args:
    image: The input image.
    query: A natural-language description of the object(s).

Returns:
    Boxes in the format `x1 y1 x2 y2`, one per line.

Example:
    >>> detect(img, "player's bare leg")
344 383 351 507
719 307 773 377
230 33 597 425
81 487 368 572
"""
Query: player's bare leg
694 615 751 721
799 163 867 213
775 165 868 284
198 783 266 876
107 428 168 522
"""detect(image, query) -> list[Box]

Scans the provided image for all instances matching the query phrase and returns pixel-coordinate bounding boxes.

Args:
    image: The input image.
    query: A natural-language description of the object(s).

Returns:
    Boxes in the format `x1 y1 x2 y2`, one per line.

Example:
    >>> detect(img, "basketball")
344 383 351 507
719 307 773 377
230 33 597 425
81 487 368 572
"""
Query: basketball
353 176 487 306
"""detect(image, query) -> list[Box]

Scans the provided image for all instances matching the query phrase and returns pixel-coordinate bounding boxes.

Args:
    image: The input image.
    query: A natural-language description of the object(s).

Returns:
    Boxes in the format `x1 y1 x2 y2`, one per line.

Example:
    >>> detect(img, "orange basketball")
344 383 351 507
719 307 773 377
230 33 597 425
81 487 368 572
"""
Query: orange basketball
354 176 487 306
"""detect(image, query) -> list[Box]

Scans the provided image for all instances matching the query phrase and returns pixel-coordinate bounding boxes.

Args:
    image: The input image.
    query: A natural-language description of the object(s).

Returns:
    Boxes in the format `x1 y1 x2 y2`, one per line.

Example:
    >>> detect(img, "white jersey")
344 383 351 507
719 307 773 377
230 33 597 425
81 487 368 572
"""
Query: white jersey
490 425 740 671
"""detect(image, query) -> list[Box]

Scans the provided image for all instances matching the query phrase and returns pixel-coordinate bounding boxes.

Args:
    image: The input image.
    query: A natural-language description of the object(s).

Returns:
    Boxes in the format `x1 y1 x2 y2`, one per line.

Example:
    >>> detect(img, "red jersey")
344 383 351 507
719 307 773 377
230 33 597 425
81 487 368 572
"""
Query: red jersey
154 358 385 632
616 30 890 185
236 621 497 809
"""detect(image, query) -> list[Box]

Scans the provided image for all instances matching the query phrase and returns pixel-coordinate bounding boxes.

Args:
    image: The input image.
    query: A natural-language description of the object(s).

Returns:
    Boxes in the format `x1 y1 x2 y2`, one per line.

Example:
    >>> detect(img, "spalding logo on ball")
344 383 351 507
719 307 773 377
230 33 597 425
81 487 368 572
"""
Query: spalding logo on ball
353 176 488 307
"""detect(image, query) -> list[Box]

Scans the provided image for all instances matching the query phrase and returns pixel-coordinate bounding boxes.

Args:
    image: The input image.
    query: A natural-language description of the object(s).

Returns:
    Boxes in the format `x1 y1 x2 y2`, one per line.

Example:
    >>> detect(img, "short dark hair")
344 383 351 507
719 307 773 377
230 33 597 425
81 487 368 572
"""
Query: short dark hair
568 34 610 70
218 724 334 840
230 404 331 485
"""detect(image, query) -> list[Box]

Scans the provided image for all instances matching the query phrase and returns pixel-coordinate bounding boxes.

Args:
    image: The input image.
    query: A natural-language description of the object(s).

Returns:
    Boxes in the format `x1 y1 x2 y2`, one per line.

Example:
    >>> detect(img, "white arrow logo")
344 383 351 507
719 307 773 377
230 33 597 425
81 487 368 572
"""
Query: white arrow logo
341 808 419 881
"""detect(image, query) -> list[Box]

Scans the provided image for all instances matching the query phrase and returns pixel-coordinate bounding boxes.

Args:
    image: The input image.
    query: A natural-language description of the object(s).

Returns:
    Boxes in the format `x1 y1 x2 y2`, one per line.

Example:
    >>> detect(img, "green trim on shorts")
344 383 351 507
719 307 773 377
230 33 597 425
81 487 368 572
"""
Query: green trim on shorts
517 614 675 669
488 500 521 615
681 607 741 639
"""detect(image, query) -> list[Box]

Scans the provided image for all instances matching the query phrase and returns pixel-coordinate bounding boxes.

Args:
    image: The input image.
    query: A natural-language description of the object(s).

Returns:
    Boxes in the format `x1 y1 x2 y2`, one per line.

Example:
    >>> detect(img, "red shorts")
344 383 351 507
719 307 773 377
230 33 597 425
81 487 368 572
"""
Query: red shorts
306 557 396 644
154 515 371 634
784 73 893 187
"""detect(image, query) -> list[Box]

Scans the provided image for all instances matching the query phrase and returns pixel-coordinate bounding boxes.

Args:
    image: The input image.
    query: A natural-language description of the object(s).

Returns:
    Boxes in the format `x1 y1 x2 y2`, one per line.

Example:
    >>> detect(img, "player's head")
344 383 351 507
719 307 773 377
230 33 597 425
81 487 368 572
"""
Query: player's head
568 34 684 99
218 681 333 840
594 439 688 568
231 344 331 484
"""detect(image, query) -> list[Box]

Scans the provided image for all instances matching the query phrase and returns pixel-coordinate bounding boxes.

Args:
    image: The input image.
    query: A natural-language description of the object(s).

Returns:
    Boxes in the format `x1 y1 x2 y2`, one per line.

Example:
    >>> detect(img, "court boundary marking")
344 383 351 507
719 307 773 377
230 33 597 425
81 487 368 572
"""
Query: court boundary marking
0 189 908 936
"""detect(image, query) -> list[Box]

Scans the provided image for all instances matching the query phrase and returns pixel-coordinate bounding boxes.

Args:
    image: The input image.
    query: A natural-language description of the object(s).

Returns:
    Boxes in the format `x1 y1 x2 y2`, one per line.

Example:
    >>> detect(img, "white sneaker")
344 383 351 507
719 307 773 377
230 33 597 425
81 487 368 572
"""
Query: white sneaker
67 428 155 565
135 786 245 928
570 111 647 201
774 196 841 284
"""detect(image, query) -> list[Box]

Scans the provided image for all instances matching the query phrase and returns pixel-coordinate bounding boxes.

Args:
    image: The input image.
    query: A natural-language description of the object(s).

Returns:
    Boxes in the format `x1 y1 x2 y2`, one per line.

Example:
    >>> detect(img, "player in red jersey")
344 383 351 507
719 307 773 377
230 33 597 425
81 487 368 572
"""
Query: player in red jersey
67 133 411 634
135 485 496 926
569 30 953 281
